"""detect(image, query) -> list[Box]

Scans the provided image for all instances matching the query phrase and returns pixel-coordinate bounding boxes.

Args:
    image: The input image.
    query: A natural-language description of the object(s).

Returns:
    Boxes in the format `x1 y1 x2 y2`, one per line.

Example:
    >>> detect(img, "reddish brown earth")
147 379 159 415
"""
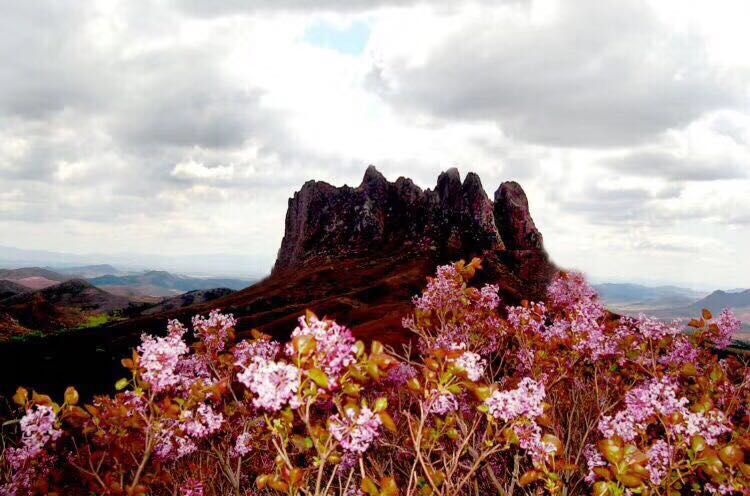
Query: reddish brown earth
0 167 557 398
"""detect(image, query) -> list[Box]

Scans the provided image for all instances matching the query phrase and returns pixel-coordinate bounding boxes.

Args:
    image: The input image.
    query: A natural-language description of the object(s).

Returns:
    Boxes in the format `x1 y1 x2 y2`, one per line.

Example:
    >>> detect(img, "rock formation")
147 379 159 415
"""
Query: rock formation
274 165 546 273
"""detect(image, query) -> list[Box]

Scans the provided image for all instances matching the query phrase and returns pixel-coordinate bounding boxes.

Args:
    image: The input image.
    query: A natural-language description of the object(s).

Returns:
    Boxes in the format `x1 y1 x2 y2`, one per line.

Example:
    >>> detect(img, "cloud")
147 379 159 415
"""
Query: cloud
0 0 748 287
369 0 745 147
603 150 747 181
171 160 235 181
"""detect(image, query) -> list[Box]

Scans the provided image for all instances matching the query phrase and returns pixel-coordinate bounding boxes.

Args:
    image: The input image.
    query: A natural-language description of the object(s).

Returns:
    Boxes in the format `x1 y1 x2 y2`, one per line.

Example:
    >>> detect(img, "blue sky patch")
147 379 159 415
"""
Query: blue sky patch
303 20 370 55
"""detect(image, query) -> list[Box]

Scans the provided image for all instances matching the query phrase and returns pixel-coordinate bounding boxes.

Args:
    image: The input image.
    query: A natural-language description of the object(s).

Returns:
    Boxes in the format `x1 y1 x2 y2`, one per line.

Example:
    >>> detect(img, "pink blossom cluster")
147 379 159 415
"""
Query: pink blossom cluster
137 323 190 393
192 309 238 355
485 377 545 422
2 405 62 495
598 377 731 446
328 407 382 455
714 308 740 349
233 339 281 368
478 284 501 310
182 403 224 439
506 303 547 337
627 315 682 340
154 423 197 461
583 444 606 484
8 405 61 462
385 362 417 386
289 314 356 385
660 335 699 367
647 440 673 485
598 377 688 441
236 356 301 411
673 410 731 446
547 271 599 312
451 350 486 381
180 479 205 496
411 264 465 314
428 391 459 415
513 422 556 463
232 431 253 457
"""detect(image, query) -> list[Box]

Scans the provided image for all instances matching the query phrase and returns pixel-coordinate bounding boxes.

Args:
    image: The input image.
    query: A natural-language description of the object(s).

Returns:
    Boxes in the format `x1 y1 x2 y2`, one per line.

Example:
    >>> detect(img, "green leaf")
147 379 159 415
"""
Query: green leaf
115 378 129 391
308 368 329 389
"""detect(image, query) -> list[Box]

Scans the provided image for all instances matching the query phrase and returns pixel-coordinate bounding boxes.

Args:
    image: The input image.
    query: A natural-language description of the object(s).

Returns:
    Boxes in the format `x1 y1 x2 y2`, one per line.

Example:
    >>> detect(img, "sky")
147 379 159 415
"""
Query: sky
0 0 749 288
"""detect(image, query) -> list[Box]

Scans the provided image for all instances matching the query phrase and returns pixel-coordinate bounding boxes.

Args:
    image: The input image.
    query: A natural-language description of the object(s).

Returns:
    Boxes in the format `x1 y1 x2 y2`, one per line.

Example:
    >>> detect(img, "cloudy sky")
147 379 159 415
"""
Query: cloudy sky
1 0 749 288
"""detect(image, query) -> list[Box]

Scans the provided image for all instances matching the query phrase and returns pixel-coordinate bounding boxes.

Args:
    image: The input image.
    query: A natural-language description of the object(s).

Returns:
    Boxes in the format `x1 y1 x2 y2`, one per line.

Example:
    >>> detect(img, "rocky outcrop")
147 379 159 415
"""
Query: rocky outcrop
274 166 547 273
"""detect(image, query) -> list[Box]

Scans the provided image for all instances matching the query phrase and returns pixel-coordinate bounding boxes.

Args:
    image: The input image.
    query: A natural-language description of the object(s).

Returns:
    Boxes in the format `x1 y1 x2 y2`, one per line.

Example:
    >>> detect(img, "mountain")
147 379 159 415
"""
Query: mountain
0 279 130 337
0 267 70 290
0 166 557 397
0 245 267 279
0 280 28 300
138 288 235 316
88 270 251 296
689 289 750 312
594 283 707 312
51 264 122 278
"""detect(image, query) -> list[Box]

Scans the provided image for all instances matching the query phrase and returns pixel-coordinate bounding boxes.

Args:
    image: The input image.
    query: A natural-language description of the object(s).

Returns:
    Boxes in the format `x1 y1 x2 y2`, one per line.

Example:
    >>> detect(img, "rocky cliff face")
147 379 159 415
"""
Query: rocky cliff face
274 165 547 273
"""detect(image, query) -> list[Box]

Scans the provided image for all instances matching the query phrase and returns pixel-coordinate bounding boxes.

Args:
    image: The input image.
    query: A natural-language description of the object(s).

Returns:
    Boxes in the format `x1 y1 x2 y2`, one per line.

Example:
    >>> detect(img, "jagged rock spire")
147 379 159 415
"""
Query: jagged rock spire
273 166 547 273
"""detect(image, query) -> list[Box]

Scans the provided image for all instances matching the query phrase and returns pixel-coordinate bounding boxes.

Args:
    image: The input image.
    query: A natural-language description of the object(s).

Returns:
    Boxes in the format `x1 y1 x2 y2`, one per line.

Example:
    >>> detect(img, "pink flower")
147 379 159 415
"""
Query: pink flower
513 422 556 463
232 432 253 457
182 404 224 439
192 310 237 355
547 272 600 312
154 425 197 462
660 336 699 367
598 377 688 442
647 440 673 485
288 315 356 387
180 478 205 496
328 407 382 455
452 351 486 381
412 264 465 313
234 339 280 368
486 377 545 422
4 404 62 491
237 356 301 411
427 391 459 415
584 444 606 484
137 327 189 393
714 308 740 349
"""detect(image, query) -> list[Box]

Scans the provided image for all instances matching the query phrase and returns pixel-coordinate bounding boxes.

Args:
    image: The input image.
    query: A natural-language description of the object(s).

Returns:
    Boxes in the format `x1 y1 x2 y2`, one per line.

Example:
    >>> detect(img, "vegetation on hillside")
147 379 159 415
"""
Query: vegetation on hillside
1 260 748 495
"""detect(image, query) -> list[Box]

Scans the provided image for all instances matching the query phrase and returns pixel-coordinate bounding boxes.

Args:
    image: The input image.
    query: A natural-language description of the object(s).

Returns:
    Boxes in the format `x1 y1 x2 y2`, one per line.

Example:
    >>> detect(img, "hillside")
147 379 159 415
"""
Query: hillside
0 267 69 289
139 288 235 315
0 279 28 300
0 279 130 336
0 167 557 397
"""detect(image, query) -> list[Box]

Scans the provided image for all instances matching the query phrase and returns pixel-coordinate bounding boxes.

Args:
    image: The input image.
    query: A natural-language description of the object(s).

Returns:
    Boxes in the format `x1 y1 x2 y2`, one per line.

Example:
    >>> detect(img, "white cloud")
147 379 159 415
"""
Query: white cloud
171 160 235 181
0 0 748 287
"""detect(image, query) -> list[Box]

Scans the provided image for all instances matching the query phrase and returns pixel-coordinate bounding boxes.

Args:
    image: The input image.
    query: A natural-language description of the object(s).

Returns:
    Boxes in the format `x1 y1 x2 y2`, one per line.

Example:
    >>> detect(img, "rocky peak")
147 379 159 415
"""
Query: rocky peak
273 166 548 274
494 181 544 250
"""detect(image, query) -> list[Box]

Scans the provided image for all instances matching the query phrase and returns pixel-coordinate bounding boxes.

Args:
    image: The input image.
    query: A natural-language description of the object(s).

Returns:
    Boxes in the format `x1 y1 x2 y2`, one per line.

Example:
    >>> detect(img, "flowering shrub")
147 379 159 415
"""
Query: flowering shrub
1 259 748 495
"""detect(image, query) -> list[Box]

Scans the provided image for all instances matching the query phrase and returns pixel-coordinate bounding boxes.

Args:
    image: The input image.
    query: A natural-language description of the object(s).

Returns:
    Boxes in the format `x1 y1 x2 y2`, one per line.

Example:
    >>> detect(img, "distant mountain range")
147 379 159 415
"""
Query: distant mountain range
593 283 707 311
597 283 750 341
89 270 250 296
0 266 251 297
0 245 269 279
